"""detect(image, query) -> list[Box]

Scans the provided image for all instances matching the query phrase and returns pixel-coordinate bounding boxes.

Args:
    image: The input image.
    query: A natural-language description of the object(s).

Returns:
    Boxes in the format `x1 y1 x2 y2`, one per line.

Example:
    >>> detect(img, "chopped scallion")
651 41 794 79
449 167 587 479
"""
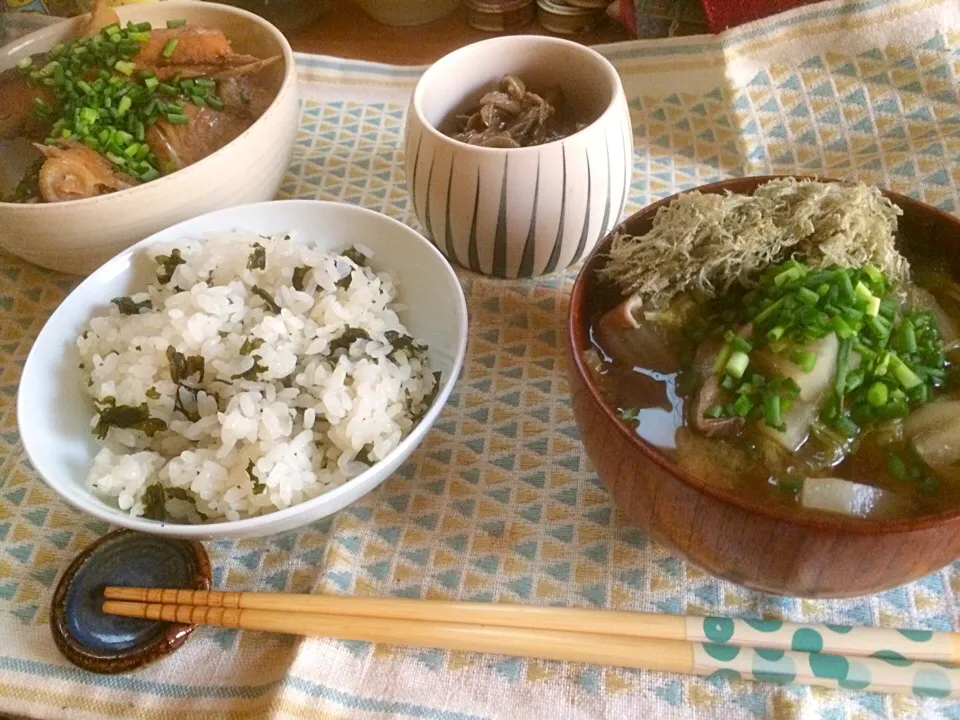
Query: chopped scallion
764 393 783 430
834 414 860 438
831 316 855 340
854 281 874 303
725 350 750 380
890 356 922 390
732 394 753 417
797 287 820 305
862 264 883 286
791 350 817 373
866 381 888 407
898 319 917 354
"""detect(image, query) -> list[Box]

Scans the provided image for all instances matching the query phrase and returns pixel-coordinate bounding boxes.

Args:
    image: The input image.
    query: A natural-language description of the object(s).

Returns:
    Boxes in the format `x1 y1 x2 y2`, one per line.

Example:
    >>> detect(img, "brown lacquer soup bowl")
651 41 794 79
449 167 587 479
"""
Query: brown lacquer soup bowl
567 175 960 598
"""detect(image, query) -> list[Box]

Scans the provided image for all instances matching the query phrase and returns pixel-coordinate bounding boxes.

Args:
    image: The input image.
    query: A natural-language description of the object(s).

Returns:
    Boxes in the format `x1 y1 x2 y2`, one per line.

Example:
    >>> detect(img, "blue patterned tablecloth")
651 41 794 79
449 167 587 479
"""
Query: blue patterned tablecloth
1 0 960 717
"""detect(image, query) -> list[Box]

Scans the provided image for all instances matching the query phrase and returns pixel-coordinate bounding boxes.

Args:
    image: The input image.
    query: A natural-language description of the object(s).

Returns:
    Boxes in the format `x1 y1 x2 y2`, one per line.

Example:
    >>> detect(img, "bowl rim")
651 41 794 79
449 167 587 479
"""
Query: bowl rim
569 173 960 535
0 0 297 212
410 34 624 154
16 199 471 537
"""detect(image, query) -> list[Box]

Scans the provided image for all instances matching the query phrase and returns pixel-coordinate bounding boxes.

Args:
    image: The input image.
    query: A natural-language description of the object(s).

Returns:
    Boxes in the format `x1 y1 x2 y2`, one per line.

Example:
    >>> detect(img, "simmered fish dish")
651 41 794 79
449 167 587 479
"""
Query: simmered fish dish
587 178 960 521
1 0 279 203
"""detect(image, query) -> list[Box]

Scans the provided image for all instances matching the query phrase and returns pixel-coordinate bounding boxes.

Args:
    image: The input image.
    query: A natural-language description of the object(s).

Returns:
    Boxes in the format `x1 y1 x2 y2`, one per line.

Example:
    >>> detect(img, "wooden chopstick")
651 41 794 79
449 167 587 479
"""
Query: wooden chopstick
103 599 960 698
104 586 960 664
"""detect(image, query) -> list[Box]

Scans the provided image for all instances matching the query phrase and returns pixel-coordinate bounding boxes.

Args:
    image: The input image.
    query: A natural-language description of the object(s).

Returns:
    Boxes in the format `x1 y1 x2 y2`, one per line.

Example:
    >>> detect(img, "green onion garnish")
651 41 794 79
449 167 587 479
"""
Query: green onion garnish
162 38 178 58
725 350 750 380
791 350 817 373
898 319 917 354
866 381 888 407
764 393 783 430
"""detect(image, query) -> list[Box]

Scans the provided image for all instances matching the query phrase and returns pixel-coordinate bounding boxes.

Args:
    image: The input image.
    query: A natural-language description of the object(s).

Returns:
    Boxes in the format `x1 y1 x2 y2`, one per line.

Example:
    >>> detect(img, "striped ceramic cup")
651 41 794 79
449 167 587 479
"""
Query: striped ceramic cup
404 36 633 278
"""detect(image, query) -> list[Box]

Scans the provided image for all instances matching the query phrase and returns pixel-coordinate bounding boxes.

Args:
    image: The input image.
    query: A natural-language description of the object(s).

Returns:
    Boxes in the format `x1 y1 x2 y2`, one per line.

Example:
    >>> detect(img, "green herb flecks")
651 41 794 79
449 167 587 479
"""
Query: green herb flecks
329 327 371 355
111 296 152 315
232 357 268 381
292 266 310 292
413 371 443 422
142 483 166 520
155 248 186 284
247 242 266 271
142 484 200 521
166 346 205 421
341 246 368 267
166 345 205 384
251 285 281 313
384 330 427 360
240 337 264 356
94 402 167 439
247 460 266 494
356 444 375 465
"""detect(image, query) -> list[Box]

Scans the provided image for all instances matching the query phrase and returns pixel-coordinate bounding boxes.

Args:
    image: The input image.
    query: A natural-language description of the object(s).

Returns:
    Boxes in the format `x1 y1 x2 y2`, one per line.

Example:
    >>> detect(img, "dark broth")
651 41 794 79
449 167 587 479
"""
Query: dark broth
587 256 960 520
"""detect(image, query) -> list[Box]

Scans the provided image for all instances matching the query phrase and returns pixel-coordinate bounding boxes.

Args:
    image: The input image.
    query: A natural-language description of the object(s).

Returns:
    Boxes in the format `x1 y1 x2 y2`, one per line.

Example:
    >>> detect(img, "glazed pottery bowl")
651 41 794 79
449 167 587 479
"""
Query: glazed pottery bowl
0 1 299 276
18 200 469 540
567 176 960 598
404 35 632 278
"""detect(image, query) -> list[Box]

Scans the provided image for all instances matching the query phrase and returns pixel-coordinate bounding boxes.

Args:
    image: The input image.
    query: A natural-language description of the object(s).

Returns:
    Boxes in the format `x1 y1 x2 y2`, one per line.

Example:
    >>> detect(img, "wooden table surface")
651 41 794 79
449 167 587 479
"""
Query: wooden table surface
285 0 631 65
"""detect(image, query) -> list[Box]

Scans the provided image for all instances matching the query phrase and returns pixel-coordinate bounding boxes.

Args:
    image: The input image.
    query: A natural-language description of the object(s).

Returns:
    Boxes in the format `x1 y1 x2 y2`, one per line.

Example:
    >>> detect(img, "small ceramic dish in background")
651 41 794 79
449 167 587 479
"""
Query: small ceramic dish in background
403 35 633 279
0 1 299 276
17 200 469 540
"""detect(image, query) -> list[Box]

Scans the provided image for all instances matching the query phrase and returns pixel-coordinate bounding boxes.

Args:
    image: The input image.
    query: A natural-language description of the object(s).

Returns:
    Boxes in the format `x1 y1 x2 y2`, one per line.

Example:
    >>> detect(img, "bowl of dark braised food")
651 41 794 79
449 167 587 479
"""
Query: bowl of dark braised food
0 0 298 275
403 35 633 279
568 175 960 597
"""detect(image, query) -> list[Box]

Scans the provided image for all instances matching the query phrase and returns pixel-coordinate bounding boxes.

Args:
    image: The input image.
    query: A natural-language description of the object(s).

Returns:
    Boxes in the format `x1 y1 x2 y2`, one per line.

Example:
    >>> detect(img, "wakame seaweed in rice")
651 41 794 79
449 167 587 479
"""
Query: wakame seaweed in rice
588 178 960 521
78 232 440 523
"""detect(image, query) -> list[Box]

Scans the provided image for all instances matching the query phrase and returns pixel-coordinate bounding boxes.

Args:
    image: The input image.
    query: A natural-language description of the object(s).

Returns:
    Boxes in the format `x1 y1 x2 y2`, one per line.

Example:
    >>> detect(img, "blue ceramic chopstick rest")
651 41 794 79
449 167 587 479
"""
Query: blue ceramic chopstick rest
51 529 211 673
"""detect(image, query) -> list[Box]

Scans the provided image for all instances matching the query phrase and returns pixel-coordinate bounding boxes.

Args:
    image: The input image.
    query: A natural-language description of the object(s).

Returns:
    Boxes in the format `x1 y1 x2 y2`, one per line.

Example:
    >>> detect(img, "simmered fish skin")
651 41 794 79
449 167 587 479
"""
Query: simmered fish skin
34 141 138 203
134 27 275 81
145 102 251 171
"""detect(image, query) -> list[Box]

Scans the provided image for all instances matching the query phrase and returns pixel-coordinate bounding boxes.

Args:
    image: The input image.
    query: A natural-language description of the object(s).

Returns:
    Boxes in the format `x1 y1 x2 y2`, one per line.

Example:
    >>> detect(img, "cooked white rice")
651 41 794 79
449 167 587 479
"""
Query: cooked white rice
78 231 439 523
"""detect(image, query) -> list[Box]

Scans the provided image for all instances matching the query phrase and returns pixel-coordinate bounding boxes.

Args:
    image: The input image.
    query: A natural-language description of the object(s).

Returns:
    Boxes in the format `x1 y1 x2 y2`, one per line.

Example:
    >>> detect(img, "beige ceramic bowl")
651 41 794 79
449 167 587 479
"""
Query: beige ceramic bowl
0 1 298 276
404 35 633 279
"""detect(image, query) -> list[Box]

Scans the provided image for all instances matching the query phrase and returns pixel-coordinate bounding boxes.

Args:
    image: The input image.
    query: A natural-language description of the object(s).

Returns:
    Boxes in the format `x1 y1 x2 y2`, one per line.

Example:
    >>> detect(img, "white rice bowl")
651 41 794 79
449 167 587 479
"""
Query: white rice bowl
78 231 439 523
